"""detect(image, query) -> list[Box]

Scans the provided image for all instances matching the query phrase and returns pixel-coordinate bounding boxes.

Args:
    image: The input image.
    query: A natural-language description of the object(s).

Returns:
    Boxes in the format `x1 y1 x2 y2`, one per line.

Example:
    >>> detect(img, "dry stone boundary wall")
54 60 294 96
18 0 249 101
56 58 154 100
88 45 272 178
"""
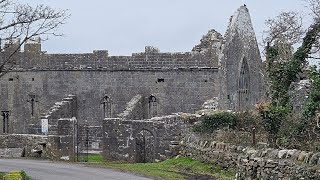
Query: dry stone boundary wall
181 133 320 179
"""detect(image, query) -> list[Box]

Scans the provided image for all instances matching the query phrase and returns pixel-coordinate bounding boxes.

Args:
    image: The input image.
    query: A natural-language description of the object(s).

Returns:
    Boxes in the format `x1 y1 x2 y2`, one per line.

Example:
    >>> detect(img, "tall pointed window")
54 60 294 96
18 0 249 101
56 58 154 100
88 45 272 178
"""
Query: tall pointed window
148 95 158 118
101 96 112 118
28 94 37 116
238 58 250 110
2 111 9 133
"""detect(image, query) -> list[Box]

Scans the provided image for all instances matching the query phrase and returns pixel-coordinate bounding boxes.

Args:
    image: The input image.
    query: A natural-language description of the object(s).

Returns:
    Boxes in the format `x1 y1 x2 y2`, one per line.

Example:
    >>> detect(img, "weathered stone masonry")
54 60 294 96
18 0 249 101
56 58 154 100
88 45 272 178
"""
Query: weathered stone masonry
0 5 264 135
0 5 267 165
103 115 184 162
181 132 320 179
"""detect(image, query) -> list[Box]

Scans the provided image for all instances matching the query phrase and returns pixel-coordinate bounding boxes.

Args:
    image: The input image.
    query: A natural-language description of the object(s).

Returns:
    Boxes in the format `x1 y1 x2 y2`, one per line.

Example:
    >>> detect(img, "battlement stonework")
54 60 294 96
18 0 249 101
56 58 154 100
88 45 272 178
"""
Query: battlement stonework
12 44 218 71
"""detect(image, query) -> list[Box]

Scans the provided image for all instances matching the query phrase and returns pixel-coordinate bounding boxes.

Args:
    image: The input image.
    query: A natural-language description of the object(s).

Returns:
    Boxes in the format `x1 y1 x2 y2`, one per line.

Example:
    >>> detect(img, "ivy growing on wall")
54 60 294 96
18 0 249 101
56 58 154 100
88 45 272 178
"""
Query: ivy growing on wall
303 66 320 119
262 21 320 147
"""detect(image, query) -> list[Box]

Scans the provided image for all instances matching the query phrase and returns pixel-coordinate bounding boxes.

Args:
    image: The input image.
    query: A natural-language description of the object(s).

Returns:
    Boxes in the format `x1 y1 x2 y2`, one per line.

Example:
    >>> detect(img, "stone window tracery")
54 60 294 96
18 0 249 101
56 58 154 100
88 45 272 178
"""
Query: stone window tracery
101 96 112 118
238 58 250 110
2 111 9 133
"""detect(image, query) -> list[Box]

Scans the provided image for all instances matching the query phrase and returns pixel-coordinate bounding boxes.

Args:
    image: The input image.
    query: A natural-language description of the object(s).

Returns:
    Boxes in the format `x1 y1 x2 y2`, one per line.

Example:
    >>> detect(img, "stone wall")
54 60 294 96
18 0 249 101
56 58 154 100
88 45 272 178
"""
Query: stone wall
0 69 218 134
117 94 144 120
219 6 264 111
181 132 320 179
0 134 47 158
28 94 77 135
0 134 74 160
289 79 311 113
102 115 184 162
15 47 216 70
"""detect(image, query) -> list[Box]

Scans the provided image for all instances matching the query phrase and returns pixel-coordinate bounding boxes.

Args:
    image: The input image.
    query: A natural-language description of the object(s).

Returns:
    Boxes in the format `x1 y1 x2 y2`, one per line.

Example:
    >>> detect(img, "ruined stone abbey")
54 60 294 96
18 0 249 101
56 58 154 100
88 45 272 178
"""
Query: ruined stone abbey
0 5 263 135
0 5 265 163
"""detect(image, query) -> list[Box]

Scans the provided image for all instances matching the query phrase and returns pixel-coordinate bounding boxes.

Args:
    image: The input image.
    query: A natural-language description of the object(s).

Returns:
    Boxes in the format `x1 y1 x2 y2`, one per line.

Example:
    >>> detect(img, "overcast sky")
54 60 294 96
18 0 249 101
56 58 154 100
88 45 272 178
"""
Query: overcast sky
28 0 309 55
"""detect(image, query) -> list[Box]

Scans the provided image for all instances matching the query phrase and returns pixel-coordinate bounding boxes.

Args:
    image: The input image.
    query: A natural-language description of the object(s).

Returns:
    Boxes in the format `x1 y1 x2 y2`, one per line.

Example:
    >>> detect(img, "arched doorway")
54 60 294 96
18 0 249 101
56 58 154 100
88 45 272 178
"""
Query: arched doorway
135 129 155 163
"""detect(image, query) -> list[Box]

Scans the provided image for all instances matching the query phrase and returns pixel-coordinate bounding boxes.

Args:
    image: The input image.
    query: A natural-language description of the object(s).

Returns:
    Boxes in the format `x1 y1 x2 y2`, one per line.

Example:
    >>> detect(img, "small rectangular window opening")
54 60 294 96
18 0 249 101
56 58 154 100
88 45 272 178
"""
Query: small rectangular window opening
157 78 164 83
8 78 13 81
32 78 35 81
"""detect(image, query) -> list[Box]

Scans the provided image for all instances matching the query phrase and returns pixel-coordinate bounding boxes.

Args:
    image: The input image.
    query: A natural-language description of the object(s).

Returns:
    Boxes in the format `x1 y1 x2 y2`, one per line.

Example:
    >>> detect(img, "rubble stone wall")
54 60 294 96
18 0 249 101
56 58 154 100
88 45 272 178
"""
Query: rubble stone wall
0 134 74 160
181 133 320 179
102 115 185 162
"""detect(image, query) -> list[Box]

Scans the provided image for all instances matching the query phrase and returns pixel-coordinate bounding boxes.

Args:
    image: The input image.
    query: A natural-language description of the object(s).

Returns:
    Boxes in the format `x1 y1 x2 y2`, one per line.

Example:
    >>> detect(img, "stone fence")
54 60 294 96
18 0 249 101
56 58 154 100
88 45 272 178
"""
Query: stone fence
180 133 320 179
0 134 73 160
103 115 184 162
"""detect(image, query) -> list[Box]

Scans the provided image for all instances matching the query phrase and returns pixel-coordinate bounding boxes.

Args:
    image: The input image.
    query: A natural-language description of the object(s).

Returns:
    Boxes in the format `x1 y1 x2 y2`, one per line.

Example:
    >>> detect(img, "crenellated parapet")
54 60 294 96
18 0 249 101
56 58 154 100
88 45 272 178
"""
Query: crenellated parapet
2 38 222 71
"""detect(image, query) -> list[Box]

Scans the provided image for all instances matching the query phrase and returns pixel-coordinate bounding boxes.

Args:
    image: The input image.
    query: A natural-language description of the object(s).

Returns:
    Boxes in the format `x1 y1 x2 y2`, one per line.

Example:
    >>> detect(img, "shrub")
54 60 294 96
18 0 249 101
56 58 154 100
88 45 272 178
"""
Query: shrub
235 111 263 132
193 112 236 133
3 171 30 180
257 103 290 147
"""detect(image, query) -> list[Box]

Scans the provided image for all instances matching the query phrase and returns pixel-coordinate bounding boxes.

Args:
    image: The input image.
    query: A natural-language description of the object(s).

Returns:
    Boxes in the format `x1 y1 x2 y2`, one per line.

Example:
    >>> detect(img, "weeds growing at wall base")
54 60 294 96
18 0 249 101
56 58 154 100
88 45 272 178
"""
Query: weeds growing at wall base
85 154 234 180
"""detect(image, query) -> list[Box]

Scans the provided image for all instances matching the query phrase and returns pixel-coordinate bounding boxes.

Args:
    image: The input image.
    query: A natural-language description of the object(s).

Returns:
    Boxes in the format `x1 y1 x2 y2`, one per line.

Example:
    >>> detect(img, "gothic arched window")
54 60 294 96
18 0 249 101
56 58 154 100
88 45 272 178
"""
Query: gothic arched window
2 111 9 133
101 96 112 118
27 94 37 117
238 58 250 110
148 95 157 118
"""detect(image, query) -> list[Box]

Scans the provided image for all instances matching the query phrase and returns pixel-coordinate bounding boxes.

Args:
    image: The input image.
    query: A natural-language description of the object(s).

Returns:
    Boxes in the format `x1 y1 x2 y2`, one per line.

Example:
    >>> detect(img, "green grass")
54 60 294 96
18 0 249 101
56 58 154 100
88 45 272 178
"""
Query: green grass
77 154 105 162
79 154 235 179
102 157 235 180
88 154 104 162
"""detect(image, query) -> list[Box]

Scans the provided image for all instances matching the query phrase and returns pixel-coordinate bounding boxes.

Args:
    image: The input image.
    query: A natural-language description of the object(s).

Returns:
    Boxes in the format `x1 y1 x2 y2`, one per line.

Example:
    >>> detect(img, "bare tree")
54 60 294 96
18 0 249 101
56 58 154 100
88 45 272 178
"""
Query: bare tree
305 0 320 21
263 11 305 47
263 0 320 60
0 0 69 77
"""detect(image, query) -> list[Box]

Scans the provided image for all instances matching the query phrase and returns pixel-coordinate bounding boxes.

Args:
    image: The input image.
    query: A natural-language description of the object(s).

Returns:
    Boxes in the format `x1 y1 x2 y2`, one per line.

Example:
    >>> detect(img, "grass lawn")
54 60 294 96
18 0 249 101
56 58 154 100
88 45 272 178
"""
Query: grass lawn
77 153 104 163
85 154 235 180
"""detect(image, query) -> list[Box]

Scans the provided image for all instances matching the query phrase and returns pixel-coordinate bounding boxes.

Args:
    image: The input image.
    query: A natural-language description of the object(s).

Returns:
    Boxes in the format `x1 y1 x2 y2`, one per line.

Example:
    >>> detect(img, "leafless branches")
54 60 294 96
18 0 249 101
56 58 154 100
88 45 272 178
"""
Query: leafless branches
263 11 305 46
304 0 320 22
0 0 69 76
263 0 320 61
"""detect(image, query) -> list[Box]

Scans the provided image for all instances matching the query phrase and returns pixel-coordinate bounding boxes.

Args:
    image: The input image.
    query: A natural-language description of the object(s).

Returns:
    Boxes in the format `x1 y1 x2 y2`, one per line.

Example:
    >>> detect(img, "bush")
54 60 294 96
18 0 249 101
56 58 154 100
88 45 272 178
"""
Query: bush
257 103 290 147
235 111 263 132
193 112 236 133
3 171 30 180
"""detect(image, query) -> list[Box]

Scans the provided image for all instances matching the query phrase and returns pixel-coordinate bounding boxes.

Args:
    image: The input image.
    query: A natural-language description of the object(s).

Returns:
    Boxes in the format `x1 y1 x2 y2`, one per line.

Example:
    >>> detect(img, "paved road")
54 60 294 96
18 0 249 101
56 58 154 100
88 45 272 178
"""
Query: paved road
0 159 152 180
